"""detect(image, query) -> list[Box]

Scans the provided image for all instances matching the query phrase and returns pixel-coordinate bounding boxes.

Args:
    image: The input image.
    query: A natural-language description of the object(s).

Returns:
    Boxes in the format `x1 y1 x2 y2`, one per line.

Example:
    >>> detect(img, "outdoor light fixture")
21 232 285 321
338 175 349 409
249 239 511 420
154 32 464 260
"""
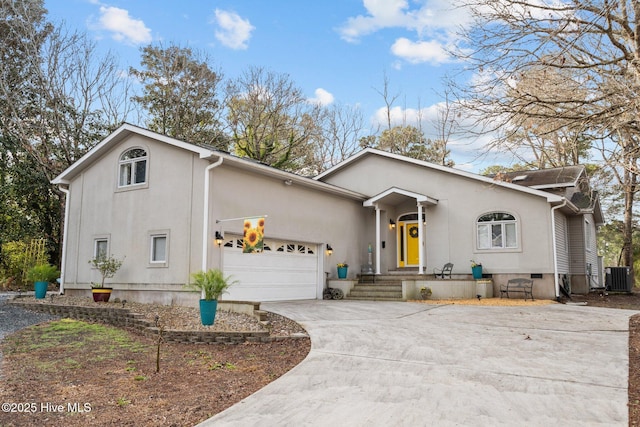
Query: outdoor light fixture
326 244 333 256
389 219 396 230
215 231 224 246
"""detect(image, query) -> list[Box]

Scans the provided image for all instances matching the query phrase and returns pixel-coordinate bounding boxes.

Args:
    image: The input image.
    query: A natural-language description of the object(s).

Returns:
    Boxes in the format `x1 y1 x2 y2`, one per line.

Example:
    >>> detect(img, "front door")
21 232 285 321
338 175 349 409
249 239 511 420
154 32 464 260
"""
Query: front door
398 221 421 267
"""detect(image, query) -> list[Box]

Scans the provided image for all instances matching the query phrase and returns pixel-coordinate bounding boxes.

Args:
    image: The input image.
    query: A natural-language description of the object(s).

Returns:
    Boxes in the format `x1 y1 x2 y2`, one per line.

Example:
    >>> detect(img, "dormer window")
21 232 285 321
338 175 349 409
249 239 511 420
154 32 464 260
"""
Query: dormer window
119 148 147 187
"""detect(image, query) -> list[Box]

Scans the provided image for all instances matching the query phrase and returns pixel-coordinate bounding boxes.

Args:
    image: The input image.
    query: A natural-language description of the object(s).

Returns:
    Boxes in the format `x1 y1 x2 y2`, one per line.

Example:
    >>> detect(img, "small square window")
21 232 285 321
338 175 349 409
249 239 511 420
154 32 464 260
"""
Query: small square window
151 235 167 263
94 239 108 260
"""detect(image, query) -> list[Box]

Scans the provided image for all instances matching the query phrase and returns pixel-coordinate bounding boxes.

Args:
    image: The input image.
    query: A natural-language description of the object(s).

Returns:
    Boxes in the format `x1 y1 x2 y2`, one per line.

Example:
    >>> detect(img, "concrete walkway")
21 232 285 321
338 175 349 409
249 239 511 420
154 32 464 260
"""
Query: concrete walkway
199 300 635 427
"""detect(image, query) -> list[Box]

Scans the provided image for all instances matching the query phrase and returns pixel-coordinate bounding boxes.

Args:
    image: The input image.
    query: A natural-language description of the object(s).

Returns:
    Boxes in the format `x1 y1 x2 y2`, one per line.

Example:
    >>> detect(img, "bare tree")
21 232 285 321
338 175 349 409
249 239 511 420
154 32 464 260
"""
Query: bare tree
2 24 132 181
0 0 133 264
453 0 640 273
374 71 400 131
305 103 366 174
225 66 322 171
429 90 458 167
495 62 594 168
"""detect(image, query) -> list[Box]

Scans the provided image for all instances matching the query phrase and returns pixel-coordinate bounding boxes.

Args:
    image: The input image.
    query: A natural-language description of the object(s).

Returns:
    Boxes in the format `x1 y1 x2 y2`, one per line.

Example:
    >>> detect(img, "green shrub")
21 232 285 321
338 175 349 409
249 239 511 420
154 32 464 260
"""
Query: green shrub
26 264 60 283
0 241 29 287
184 269 237 301
88 255 124 288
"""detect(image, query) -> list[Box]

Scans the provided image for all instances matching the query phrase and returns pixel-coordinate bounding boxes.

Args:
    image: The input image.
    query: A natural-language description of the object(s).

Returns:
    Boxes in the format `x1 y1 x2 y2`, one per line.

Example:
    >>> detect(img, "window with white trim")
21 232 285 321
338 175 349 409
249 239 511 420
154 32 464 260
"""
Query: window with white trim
118 148 147 187
94 238 108 260
477 212 518 249
150 234 167 264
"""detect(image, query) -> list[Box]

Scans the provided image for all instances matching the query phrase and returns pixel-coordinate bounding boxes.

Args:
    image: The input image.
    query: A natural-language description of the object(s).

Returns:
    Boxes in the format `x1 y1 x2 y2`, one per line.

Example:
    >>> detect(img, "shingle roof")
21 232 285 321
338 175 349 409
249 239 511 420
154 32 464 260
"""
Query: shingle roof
494 165 584 189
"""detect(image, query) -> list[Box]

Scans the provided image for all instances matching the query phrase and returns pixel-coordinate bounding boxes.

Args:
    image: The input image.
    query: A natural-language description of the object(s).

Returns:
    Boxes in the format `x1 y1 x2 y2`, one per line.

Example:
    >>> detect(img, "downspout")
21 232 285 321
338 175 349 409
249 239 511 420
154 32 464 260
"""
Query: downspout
58 186 70 295
202 157 224 271
375 205 381 274
550 199 568 300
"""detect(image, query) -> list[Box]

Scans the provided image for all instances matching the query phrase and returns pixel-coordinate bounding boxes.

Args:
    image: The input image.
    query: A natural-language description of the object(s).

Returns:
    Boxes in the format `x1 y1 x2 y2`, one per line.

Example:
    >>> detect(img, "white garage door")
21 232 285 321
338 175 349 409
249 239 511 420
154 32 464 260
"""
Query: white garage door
222 236 319 301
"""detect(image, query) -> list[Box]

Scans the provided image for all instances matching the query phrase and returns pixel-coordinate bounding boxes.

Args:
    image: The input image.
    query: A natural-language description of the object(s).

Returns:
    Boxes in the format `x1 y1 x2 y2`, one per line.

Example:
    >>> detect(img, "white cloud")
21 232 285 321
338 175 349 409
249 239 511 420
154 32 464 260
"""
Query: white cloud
339 0 473 65
338 0 410 42
373 105 422 127
390 37 451 64
372 103 452 129
308 88 335 106
97 6 152 45
213 9 254 50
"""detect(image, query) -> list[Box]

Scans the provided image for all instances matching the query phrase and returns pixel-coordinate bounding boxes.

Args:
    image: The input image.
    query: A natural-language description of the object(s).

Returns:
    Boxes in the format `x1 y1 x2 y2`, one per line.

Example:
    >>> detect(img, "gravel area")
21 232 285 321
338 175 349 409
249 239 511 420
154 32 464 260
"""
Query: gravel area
0 293 60 342
5 293 307 337
0 293 62 377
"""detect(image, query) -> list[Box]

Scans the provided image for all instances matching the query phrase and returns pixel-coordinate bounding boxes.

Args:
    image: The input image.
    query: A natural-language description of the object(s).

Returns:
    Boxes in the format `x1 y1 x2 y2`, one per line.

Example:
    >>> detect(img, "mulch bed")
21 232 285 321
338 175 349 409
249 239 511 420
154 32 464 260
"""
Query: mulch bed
0 322 310 427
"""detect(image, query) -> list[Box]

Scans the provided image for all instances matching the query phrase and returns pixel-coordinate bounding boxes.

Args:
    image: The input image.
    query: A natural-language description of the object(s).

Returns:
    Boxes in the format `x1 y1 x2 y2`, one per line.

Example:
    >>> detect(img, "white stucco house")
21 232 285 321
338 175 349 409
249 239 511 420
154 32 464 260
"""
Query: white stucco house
52 124 604 304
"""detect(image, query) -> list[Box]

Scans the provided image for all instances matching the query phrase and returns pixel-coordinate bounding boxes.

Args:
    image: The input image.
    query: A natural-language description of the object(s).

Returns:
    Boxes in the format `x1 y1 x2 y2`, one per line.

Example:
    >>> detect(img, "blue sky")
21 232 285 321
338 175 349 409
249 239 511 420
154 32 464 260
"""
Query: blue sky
44 0 497 171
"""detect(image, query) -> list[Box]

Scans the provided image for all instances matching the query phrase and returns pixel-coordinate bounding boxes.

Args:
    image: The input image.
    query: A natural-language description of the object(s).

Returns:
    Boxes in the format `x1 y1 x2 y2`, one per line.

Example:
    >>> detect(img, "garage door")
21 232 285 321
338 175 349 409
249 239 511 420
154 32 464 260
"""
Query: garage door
222 236 319 301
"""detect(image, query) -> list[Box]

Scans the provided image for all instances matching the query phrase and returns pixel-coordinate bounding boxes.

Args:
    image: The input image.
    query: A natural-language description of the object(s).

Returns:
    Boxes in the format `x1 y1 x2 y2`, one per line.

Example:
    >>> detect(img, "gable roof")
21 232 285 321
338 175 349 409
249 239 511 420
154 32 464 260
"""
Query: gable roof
315 148 565 203
51 123 366 200
363 187 439 208
52 123 214 185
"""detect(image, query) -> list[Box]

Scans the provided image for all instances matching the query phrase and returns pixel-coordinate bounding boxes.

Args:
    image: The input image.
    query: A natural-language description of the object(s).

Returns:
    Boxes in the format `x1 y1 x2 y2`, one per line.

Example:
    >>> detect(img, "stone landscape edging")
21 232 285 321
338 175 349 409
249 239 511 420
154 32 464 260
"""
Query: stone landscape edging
9 298 302 344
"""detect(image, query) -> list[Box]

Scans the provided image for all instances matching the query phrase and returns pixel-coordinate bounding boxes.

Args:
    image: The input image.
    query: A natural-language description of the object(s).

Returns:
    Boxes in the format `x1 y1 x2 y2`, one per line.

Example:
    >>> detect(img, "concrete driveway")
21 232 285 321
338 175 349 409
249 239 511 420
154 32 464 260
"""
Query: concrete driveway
199 300 635 426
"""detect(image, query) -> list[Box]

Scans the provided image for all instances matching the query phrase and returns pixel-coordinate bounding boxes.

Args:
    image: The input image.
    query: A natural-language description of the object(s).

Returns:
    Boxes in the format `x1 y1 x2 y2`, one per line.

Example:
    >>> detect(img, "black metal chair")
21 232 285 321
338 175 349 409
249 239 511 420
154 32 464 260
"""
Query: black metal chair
433 263 453 279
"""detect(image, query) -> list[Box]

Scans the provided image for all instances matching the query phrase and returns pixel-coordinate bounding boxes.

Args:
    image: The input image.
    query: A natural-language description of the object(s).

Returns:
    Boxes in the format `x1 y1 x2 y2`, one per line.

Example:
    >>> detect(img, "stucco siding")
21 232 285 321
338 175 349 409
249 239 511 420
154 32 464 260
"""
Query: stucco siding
63 134 205 290
58 129 601 302
209 165 368 278
322 155 556 275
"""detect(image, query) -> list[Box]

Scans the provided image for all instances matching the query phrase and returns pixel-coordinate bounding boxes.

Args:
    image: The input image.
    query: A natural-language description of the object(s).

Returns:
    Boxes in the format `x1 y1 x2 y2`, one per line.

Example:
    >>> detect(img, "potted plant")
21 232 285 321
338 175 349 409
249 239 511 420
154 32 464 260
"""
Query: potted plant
26 264 60 299
184 269 237 326
337 262 349 279
419 286 432 300
471 260 483 279
89 255 124 302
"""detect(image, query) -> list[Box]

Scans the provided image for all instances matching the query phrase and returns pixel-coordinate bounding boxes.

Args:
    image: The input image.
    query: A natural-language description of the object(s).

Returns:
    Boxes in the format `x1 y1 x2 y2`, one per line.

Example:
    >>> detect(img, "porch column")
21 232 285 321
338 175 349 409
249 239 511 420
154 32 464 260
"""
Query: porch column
417 202 424 274
375 205 381 274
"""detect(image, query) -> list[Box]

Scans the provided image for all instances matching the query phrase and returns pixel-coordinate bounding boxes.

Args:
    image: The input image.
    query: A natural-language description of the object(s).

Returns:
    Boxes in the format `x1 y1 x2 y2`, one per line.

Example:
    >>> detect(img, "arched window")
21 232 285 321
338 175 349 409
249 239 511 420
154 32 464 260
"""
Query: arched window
477 212 517 249
118 148 147 187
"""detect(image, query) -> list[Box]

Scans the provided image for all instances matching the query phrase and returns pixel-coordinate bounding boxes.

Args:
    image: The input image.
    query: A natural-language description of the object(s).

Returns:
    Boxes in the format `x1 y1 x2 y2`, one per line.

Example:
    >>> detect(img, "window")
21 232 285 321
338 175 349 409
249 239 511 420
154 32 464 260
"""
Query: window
118 148 147 187
94 239 108 259
477 212 518 250
150 234 167 263
585 219 592 251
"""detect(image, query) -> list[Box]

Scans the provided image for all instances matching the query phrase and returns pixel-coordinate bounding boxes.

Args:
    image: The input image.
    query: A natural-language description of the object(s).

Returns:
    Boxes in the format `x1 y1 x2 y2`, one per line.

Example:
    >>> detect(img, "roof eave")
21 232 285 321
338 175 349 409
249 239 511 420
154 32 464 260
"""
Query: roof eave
51 123 215 185
317 148 568 202
529 182 576 190
209 152 367 201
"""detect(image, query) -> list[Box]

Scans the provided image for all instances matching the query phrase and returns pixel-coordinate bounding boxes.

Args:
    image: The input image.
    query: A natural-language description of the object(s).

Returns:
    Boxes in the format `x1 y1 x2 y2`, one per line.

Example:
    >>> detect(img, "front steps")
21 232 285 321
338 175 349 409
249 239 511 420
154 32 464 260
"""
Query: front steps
346 278 404 301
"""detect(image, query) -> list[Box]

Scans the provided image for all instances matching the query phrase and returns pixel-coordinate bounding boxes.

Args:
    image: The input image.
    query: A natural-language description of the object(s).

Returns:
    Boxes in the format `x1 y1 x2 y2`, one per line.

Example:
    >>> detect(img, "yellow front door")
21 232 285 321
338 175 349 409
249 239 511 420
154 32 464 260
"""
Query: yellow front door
398 221 421 267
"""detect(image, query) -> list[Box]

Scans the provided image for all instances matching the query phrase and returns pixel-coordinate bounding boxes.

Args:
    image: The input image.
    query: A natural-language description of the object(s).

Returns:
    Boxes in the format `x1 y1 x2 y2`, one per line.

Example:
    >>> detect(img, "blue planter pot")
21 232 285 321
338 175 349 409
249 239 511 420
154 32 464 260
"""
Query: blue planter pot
337 267 348 279
199 299 218 326
34 281 48 299
472 265 483 279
